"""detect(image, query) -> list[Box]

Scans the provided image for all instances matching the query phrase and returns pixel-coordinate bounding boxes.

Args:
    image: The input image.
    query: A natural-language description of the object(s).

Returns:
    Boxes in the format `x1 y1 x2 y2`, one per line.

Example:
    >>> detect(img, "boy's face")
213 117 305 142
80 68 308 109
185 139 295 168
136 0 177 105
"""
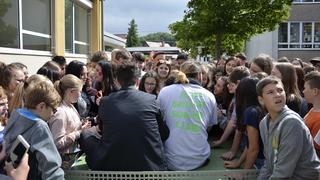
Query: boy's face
303 81 317 104
258 82 286 115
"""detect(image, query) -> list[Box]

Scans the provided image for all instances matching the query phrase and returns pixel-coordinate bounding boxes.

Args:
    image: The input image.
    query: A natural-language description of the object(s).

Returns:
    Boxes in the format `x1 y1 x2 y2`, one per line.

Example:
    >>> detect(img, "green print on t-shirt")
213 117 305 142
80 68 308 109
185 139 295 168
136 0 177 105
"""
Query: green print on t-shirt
170 91 205 134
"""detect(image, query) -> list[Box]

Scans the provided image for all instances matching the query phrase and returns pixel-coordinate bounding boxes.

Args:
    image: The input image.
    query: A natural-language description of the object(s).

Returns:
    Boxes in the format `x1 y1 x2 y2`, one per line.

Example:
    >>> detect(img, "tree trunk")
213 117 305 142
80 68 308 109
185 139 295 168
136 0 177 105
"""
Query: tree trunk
215 32 222 59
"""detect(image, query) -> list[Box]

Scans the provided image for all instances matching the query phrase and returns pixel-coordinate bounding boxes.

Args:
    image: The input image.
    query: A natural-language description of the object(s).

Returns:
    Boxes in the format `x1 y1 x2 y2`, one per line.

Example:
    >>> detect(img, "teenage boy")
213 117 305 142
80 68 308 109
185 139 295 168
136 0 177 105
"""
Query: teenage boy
303 71 320 157
257 76 320 180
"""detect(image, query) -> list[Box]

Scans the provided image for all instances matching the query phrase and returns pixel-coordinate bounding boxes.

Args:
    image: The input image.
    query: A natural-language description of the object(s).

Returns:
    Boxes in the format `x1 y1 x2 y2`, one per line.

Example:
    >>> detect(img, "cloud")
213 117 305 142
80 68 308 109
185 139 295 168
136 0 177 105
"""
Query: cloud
103 0 189 35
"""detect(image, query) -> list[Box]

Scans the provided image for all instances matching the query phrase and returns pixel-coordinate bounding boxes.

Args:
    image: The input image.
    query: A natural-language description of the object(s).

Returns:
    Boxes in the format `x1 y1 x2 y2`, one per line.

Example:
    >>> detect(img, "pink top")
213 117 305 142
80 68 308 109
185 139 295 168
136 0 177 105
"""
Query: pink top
48 101 82 155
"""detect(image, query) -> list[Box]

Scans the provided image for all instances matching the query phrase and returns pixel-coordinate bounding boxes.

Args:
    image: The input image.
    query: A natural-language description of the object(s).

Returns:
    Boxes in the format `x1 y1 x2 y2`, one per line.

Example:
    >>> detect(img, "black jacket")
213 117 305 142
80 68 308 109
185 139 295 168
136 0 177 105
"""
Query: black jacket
87 86 168 171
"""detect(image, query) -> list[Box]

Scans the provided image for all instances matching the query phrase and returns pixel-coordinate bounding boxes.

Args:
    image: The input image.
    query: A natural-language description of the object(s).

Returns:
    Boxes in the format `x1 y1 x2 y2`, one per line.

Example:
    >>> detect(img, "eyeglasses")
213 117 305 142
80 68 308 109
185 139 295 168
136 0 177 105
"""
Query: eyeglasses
145 82 156 87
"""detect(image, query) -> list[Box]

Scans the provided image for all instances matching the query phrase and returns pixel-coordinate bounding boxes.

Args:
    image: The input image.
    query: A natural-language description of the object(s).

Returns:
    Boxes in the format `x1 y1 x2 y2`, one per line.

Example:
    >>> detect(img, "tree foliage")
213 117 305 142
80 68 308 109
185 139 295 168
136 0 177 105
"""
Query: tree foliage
126 19 140 47
140 32 176 46
170 0 292 59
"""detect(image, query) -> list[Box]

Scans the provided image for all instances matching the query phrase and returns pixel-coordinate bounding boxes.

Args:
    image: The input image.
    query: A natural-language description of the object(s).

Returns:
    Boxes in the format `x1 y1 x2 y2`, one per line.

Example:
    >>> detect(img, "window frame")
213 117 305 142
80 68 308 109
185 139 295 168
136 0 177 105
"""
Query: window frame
0 0 52 55
292 0 320 3
278 21 320 50
65 0 92 55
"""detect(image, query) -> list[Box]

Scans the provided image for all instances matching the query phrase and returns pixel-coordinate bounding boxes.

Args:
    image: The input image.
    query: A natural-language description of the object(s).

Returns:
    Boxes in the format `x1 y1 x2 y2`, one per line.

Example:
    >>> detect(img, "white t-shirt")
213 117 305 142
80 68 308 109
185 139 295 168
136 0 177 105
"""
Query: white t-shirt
158 83 217 170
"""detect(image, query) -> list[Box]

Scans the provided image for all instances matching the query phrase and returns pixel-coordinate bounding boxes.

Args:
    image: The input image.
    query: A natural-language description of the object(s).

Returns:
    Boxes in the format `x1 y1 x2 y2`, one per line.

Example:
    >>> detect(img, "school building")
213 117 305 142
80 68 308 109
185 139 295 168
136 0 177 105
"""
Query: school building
246 0 320 61
0 0 104 74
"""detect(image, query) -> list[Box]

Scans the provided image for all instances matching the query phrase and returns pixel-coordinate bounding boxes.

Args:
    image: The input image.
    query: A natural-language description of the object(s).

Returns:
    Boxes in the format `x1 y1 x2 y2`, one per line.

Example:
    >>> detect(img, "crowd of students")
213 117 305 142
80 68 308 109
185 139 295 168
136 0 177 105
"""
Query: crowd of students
0 50 320 179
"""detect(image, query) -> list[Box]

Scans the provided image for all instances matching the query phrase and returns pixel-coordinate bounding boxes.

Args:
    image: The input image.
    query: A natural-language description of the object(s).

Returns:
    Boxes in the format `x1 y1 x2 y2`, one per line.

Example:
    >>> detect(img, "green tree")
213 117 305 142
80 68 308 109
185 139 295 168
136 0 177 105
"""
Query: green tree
140 32 176 46
126 19 140 47
170 0 292 59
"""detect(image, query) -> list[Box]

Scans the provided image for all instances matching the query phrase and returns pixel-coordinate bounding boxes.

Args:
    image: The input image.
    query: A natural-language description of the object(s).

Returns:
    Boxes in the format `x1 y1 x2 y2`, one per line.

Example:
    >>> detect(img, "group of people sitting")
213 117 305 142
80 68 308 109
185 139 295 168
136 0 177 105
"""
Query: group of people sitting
0 50 320 180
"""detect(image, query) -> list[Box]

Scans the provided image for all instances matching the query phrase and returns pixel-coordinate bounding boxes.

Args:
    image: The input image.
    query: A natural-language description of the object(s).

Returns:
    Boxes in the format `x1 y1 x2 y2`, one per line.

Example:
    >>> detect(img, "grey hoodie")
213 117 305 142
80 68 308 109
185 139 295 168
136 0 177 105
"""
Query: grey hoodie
258 106 320 180
4 109 64 180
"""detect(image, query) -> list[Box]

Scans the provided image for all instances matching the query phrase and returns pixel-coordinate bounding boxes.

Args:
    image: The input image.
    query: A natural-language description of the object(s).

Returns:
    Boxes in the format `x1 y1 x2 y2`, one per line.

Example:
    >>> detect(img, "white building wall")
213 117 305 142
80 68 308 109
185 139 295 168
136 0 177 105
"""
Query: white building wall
245 30 278 61
0 54 88 75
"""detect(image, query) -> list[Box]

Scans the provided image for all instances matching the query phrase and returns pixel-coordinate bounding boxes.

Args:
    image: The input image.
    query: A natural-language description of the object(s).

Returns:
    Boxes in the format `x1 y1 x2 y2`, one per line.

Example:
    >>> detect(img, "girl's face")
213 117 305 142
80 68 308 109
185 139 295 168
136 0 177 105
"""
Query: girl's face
157 64 170 79
0 98 8 119
225 60 237 75
202 74 209 87
214 78 225 95
227 81 238 94
250 63 263 75
144 77 157 94
80 66 88 84
271 67 282 79
65 88 82 104
217 60 226 70
215 71 223 82
9 69 25 91
95 65 103 82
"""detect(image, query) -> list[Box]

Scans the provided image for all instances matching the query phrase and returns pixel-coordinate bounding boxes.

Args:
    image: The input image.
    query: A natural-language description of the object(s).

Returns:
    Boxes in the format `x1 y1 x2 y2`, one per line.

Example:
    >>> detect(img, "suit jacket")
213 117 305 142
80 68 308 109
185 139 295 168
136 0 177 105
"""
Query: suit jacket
91 86 168 171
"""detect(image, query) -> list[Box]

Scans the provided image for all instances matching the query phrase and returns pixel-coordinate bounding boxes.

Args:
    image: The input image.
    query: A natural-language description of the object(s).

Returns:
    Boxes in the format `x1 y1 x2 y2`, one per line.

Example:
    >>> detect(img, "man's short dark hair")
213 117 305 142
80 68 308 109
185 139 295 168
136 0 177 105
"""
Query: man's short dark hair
256 76 283 97
177 53 188 61
305 71 320 89
235 52 247 61
229 66 250 83
52 56 66 66
132 52 145 62
116 61 140 87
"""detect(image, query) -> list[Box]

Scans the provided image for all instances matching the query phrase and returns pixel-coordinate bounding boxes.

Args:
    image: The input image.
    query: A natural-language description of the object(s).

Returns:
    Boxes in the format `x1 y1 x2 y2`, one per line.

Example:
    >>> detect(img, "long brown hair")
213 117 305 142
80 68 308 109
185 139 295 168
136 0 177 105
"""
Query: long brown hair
0 86 8 126
274 63 301 100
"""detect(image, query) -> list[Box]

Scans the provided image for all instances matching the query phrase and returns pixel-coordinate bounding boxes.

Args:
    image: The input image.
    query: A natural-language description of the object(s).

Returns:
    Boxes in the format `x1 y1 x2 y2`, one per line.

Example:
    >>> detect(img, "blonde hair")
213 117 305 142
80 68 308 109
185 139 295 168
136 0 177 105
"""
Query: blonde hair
9 74 51 113
54 74 83 98
23 76 61 110
165 70 189 86
170 70 189 84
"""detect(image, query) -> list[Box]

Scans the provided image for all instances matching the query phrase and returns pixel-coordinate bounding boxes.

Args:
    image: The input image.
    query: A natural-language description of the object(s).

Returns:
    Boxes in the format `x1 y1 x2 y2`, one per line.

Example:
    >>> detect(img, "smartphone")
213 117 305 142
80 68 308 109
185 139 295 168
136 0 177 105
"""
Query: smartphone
8 135 30 168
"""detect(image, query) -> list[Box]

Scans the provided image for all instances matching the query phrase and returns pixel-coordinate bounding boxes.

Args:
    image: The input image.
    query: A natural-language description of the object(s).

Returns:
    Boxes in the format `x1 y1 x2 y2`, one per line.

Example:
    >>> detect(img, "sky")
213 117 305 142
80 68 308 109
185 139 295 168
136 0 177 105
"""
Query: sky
103 0 189 36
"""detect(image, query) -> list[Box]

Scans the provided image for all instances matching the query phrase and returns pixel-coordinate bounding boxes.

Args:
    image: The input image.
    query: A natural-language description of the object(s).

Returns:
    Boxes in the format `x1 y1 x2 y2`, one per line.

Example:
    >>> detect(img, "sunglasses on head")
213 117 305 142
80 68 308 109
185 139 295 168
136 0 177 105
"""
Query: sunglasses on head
158 59 171 65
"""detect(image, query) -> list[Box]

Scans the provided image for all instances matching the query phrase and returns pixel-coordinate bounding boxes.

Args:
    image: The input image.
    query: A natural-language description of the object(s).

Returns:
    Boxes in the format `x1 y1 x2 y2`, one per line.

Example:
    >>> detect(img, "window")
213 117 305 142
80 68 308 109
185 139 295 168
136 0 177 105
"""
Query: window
278 22 320 49
65 0 91 54
315 23 320 48
278 23 288 43
0 0 51 51
0 0 19 48
293 0 320 3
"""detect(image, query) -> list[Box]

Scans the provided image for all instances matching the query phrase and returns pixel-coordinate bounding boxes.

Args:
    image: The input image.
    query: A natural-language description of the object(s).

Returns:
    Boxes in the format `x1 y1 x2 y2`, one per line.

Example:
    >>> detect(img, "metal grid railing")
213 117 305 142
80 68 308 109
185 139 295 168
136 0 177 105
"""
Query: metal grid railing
65 170 260 180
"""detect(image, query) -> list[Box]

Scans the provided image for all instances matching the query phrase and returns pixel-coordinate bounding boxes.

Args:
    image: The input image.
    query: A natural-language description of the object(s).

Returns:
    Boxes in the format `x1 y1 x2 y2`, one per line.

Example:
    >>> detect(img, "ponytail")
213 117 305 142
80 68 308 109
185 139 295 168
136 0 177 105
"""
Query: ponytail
54 80 63 98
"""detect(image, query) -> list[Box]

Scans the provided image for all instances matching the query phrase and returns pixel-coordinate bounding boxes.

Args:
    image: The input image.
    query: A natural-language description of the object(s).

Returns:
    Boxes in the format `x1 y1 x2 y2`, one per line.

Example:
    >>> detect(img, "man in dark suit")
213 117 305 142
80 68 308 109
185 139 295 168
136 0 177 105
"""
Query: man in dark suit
80 61 168 171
